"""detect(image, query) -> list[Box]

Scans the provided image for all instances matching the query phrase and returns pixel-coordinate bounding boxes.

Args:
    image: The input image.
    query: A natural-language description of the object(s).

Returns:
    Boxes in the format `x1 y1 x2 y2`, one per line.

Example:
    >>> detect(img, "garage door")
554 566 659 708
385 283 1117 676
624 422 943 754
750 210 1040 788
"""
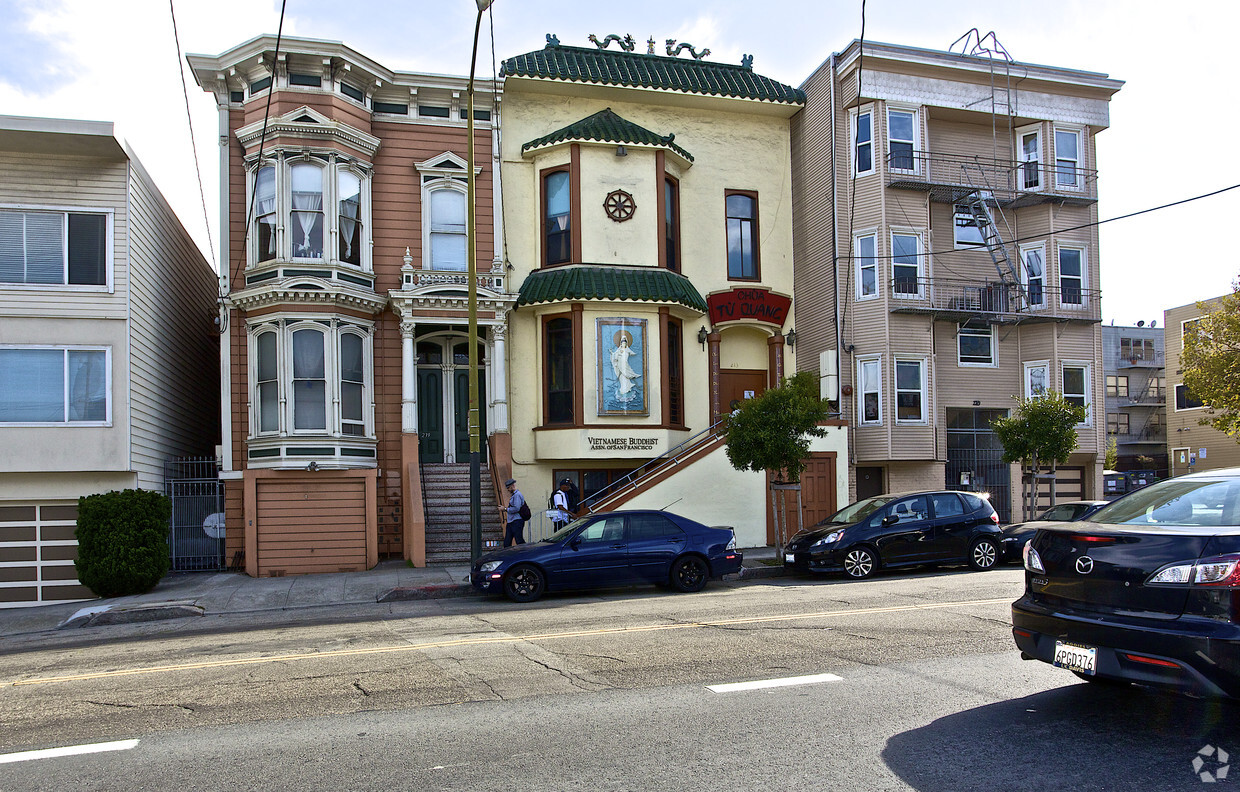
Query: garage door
255 478 368 576
0 503 94 608
1035 466 1084 512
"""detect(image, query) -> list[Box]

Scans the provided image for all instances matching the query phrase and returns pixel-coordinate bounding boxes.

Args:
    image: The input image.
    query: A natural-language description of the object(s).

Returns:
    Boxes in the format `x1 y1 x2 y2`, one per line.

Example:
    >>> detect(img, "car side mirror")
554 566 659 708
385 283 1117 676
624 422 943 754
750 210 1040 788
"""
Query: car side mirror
883 514 899 526
569 536 582 550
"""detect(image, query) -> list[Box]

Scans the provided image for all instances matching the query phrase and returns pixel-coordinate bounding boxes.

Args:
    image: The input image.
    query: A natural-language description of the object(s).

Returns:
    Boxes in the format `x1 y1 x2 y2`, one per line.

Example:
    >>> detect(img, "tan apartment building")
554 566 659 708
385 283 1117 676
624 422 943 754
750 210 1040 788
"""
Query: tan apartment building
0 116 219 607
190 37 511 573
792 39 1123 521
1165 296 1240 476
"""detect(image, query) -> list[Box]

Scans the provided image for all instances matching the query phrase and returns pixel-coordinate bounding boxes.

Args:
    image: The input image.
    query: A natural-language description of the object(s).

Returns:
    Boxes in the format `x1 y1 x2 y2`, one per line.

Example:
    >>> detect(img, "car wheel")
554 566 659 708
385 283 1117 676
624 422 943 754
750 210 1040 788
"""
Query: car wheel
843 546 877 579
969 537 998 571
503 564 545 603
670 555 709 593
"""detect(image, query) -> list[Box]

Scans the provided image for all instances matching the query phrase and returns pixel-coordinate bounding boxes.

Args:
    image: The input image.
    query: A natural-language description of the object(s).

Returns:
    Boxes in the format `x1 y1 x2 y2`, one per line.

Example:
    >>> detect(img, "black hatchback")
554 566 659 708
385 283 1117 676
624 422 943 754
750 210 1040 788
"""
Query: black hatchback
783 490 1001 579
1012 469 1240 699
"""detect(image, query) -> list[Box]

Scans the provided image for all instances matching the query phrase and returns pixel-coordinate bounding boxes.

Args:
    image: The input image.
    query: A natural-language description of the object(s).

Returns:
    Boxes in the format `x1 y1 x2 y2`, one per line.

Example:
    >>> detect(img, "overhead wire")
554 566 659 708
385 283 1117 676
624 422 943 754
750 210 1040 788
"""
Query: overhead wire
168 0 216 273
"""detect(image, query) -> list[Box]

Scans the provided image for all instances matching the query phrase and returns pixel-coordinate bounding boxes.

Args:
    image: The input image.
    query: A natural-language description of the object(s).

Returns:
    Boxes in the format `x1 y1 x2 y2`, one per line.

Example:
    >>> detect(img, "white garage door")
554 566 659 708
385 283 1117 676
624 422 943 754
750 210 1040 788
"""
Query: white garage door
0 503 93 608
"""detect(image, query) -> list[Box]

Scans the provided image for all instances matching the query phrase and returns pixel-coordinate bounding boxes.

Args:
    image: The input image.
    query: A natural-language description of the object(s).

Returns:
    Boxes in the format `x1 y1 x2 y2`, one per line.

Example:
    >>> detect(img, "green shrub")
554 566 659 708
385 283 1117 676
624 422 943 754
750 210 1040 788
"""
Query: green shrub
74 489 171 598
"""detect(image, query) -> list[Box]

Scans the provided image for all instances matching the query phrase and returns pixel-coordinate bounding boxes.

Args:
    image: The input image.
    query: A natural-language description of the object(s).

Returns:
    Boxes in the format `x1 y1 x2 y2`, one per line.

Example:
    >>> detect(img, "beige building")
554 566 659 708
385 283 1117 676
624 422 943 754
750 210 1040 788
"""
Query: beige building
500 36 846 547
792 39 1123 521
0 116 219 607
1165 297 1240 476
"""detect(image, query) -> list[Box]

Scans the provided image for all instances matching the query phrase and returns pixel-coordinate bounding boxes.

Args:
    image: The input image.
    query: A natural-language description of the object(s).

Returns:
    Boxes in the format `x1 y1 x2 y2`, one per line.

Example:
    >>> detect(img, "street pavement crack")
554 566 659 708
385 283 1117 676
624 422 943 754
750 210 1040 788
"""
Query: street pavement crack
84 699 196 713
352 680 371 696
515 645 603 691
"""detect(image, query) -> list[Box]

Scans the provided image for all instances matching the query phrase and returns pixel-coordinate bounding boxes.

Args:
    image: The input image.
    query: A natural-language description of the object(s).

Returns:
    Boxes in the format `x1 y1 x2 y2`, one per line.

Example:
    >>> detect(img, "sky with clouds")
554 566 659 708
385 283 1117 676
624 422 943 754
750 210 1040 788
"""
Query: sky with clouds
1 0 1236 326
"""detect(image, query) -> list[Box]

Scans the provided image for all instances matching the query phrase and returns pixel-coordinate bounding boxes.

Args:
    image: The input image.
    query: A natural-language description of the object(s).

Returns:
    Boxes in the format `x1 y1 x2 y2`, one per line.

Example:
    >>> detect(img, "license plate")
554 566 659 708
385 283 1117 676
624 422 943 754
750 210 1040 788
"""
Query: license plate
785 553 796 563
1053 640 1097 675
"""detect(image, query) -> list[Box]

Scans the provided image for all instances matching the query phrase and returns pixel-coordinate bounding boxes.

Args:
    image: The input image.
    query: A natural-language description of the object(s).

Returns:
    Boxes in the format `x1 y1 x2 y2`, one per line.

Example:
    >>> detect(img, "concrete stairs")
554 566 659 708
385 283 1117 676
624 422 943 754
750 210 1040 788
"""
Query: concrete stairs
421 463 505 563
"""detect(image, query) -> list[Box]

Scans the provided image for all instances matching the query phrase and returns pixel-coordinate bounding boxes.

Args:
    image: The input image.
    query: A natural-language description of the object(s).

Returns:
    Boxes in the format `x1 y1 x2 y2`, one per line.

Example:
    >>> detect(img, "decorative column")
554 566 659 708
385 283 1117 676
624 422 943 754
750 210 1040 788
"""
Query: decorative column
491 321 509 432
708 330 722 424
768 332 786 390
401 320 417 433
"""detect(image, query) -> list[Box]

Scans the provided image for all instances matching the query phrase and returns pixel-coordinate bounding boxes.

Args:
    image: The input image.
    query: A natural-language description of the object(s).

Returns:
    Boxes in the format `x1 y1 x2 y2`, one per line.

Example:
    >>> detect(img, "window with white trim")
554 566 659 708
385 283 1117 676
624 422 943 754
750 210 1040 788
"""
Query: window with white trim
250 320 373 438
1059 246 1085 307
858 356 882 425
417 153 471 272
249 155 371 269
0 346 110 424
957 323 995 366
855 233 877 299
887 108 917 172
852 108 873 176
1062 361 1091 425
0 209 109 287
891 231 923 297
895 358 926 423
1054 127 1082 188
1019 244 1045 308
953 204 985 248
1018 126 1042 190
1024 361 1049 399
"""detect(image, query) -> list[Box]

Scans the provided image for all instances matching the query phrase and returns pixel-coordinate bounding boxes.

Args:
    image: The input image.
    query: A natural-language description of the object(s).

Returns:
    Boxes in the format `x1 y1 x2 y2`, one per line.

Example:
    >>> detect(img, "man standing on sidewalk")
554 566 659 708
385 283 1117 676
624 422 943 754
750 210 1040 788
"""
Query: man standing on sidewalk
503 478 527 547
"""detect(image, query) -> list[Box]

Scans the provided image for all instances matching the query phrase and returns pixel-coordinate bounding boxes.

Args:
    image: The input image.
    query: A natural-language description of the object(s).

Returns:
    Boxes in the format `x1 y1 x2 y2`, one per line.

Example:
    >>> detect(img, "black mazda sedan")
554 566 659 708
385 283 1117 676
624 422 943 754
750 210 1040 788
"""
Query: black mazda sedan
783 490 1001 579
470 510 741 602
999 500 1110 562
1012 469 1240 699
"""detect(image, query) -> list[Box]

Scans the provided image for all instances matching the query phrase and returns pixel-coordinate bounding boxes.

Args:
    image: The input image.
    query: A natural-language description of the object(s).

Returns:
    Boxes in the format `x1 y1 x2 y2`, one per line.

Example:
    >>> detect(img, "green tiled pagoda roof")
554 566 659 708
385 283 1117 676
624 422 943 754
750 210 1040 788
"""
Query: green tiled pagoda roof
501 43 805 106
522 108 693 161
516 266 708 313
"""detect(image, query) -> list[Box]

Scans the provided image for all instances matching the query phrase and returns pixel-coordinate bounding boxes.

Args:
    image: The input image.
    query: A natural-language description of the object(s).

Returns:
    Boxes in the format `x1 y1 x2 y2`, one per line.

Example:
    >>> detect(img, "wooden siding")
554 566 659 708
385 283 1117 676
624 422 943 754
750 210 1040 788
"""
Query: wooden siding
125 157 220 490
1165 299 1240 475
254 476 368 575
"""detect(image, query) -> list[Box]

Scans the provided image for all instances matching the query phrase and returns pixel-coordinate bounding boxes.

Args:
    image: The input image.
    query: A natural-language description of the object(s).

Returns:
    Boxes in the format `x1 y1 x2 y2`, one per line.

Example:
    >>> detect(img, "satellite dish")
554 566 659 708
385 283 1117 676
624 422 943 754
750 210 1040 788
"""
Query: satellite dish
1137 320 1145 327
1151 320 1157 328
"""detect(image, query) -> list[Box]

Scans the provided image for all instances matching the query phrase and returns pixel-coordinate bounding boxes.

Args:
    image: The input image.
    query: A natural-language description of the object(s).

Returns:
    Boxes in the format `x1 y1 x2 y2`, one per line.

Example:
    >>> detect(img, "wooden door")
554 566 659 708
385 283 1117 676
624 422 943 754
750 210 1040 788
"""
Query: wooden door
720 369 767 413
453 369 487 463
417 368 444 463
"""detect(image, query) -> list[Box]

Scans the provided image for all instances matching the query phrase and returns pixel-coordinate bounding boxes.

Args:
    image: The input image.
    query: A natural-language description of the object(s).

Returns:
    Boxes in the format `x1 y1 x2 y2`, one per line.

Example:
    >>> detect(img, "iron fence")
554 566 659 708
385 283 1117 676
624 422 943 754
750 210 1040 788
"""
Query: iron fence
164 457 225 571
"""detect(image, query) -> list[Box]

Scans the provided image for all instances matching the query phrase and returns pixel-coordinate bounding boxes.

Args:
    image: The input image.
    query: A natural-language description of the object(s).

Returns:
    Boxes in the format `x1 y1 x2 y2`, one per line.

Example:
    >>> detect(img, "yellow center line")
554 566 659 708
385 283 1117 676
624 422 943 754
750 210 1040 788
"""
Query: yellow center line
3 597 1012 687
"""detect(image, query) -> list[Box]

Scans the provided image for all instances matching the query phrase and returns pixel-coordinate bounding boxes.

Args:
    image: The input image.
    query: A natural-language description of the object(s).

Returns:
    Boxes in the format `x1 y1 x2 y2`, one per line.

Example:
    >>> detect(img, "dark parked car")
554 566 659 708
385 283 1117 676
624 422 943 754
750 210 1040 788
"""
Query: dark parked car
783 490 1001 579
999 500 1110 562
470 510 741 602
1012 468 1240 699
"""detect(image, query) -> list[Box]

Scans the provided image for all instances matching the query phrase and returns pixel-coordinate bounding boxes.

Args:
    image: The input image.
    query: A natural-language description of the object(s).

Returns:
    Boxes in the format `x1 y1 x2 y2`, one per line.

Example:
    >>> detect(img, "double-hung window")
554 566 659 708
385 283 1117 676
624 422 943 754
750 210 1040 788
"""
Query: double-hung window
887 108 917 172
858 357 882 425
1107 413 1129 436
895 359 926 423
855 233 877 299
0 346 109 424
663 177 680 272
1106 375 1128 398
954 204 986 248
543 169 572 266
1059 246 1085 307
1019 127 1042 190
1054 127 1082 188
957 323 994 366
891 232 922 297
428 187 467 271
1062 362 1091 424
250 156 370 269
0 209 108 287
545 316 574 424
1020 244 1045 309
853 109 874 176
726 191 760 280
1024 361 1049 399
1176 384 1204 411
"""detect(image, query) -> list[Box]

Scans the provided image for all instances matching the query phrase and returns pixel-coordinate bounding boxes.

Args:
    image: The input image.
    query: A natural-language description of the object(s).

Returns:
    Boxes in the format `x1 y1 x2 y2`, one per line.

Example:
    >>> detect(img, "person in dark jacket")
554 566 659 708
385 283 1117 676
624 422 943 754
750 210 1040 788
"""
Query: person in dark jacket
503 478 526 547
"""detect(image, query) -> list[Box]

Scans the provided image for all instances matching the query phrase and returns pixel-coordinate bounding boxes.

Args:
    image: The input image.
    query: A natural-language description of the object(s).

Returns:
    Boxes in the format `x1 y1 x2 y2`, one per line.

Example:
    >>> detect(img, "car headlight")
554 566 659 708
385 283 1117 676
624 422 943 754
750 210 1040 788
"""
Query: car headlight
479 560 502 572
811 529 845 548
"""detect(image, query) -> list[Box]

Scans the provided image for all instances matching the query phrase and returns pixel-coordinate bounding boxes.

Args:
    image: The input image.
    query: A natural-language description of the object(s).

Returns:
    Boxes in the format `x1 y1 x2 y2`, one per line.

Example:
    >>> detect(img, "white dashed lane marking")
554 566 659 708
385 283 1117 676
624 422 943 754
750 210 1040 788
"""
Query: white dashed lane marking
707 672 844 693
0 739 140 765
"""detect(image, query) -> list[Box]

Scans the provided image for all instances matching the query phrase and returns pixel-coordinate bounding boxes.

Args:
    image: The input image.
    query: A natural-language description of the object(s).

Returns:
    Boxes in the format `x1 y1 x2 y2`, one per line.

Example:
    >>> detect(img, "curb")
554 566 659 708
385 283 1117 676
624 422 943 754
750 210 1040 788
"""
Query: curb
60 602 205 628
377 583 482 602
739 564 788 580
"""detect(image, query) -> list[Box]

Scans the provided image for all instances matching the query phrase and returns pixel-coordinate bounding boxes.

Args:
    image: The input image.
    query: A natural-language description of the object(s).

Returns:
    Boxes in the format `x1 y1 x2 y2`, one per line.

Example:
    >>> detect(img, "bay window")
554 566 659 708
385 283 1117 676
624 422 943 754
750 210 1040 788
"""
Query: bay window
891 231 922 297
248 154 370 269
895 359 926 423
1059 246 1085 307
544 169 572 266
855 233 877 299
858 357 882 425
1054 128 1082 188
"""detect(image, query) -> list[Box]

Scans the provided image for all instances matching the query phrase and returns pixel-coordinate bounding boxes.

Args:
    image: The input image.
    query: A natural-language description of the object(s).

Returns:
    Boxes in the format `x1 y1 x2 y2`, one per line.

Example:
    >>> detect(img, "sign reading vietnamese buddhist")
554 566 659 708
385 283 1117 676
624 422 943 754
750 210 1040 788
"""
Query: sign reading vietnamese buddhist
707 288 791 326
587 436 660 452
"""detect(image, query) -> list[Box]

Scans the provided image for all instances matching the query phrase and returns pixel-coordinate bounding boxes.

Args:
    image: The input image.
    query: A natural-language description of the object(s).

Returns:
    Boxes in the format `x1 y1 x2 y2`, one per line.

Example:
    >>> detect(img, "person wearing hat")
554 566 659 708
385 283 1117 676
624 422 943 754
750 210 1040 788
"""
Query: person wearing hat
503 478 527 547
551 477 574 530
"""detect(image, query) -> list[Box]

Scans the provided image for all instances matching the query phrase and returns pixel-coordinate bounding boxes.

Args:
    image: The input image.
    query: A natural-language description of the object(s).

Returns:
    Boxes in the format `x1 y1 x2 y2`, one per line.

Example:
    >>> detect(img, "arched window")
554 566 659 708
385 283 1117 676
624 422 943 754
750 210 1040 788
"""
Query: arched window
429 187 467 271
291 327 326 430
340 331 365 436
290 162 324 259
337 170 362 265
255 166 277 263
255 330 279 433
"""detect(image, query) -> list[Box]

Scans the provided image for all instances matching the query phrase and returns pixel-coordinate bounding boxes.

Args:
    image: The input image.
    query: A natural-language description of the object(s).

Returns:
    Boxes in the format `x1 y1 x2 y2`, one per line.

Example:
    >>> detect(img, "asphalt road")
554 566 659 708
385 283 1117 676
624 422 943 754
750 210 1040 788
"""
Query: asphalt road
1 567 1235 791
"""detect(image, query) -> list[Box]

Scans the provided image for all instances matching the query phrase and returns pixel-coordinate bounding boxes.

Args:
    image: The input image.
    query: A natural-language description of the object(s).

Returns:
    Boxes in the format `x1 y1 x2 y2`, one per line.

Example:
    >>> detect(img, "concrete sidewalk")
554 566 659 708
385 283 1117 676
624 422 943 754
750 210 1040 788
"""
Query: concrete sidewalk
0 546 786 637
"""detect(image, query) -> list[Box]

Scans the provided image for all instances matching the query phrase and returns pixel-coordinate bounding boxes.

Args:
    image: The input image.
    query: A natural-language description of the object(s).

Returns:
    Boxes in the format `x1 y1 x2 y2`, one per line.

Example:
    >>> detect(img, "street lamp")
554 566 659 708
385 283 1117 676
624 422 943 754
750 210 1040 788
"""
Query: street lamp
467 0 494 565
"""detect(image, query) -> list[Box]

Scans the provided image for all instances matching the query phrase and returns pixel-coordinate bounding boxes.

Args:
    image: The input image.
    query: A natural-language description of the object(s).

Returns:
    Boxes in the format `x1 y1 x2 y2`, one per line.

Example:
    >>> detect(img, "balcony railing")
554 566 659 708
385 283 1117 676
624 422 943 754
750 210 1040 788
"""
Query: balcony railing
885 150 1098 207
886 276 1100 322
1116 350 1163 368
1121 388 1166 405
1115 427 1167 444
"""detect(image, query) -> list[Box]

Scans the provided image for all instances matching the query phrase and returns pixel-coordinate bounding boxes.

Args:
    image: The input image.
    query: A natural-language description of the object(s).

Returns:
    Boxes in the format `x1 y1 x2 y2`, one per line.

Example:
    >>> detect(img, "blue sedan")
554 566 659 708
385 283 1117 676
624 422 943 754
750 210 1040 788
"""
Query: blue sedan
470 510 742 602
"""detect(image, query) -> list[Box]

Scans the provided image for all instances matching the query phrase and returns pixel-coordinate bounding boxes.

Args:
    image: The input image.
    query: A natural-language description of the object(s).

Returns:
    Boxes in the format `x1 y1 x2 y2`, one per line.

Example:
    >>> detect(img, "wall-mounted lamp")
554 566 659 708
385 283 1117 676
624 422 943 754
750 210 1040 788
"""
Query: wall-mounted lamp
615 145 627 157
697 326 709 349
785 329 797 349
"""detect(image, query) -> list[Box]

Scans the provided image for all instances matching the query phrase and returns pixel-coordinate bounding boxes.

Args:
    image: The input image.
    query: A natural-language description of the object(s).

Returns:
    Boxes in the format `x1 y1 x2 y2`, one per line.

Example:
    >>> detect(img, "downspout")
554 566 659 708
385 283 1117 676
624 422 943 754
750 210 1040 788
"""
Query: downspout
216 93 233 473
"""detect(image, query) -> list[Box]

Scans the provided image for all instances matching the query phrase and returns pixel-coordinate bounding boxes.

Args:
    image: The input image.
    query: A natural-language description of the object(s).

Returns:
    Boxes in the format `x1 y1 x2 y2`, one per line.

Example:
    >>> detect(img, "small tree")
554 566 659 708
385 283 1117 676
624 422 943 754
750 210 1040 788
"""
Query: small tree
1181 284 1240 439
991 392 1085 520
75 489 171 598
1105 434 1119 470
724 372 831 549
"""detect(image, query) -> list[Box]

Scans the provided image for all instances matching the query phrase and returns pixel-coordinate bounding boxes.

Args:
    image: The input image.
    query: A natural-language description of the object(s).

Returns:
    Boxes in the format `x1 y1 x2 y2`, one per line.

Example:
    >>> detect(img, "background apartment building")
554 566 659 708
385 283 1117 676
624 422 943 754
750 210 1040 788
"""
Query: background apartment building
1101 322 1166 477
792 39 1122 521
1164 296 1240 477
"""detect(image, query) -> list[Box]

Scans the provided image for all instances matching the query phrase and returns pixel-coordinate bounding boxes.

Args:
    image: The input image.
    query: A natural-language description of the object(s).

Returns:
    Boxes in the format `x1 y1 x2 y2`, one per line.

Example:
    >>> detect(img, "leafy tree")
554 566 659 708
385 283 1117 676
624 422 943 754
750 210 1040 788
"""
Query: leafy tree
991 392 1085 520
724 372 831 549
1105 434 1119 470
1180 286 1240 438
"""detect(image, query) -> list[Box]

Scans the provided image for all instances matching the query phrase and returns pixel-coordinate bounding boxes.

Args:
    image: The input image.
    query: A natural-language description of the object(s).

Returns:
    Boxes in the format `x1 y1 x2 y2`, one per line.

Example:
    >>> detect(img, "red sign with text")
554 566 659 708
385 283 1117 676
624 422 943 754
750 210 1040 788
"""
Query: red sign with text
707 288 791 327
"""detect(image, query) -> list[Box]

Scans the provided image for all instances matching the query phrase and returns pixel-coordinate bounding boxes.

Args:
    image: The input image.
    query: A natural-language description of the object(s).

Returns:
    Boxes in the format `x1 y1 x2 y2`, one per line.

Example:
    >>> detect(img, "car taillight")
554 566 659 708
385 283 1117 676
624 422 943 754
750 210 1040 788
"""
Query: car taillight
726 531 736 551
1023 543 1045 573
1148 554 1240 587
990 512 999 525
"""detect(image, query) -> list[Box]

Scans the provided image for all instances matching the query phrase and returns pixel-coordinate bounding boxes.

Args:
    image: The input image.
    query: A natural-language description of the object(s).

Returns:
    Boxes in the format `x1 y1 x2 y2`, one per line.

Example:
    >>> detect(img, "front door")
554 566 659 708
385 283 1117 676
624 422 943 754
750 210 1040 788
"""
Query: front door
417 333 488 464
417 368 444 463
720 370 767 413
856 467 884 501
454 368 487 463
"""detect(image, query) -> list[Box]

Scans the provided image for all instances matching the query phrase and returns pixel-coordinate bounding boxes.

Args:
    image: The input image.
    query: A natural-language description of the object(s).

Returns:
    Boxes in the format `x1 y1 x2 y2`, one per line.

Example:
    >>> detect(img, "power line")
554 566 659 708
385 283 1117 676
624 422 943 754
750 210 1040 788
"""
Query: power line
168 0 216 272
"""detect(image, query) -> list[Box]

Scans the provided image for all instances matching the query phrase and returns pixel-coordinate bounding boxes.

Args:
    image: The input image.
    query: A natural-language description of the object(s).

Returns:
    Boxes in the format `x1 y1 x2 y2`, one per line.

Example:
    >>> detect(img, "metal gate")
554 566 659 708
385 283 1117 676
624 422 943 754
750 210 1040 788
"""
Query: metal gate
164 458 225 571
946 408 1011 523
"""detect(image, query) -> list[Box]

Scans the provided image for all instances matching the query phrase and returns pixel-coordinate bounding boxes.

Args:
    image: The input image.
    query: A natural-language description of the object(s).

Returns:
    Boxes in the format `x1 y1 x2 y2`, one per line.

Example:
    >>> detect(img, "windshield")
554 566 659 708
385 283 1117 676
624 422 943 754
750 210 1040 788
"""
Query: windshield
824 496 892 525
1090 478 1240 527
1040 504 1082 522
544 517 589 541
